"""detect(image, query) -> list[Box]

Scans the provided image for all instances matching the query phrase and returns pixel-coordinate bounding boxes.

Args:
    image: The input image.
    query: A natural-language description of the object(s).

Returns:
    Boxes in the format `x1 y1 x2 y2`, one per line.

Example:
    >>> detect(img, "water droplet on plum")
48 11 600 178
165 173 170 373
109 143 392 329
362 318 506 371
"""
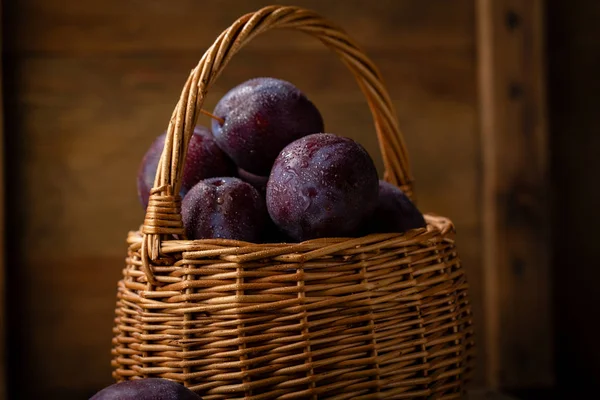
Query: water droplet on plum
182 177 266 242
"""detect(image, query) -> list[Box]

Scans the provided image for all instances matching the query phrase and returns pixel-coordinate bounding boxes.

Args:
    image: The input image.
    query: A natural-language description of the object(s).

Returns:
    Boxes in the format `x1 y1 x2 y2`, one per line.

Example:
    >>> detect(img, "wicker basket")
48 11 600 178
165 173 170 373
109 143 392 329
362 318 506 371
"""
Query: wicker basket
111 5 475 399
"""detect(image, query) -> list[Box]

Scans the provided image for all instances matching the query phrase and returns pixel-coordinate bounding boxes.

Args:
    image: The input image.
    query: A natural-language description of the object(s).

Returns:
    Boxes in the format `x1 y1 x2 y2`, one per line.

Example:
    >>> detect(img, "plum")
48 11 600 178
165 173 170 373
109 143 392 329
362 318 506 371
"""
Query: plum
212 77 324 175
182 177 266 242
362 180 426 234
237 167 269 196
137 125 236 208
266 133 379 241
90 378 201 400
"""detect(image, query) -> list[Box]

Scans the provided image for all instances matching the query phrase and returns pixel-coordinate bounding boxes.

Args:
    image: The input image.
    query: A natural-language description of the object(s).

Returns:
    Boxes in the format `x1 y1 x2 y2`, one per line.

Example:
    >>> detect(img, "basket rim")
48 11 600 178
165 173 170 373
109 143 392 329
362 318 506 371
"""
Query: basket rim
128 214 455 265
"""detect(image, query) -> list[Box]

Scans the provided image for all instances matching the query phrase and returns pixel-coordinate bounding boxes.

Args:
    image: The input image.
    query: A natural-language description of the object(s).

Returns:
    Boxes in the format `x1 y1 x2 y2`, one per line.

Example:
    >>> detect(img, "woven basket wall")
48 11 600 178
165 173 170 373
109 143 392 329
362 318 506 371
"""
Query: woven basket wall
111 5 476 399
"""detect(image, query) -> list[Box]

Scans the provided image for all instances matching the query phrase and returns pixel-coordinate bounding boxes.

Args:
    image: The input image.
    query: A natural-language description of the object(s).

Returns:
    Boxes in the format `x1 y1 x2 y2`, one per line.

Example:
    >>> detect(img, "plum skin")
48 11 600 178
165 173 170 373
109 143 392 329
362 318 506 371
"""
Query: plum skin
235 168 294 243
362 180 426 234
182 177 266 242
266 133 379 241
237 167 269 196
90 378 201 400
212 77 324 176
137 125 236 209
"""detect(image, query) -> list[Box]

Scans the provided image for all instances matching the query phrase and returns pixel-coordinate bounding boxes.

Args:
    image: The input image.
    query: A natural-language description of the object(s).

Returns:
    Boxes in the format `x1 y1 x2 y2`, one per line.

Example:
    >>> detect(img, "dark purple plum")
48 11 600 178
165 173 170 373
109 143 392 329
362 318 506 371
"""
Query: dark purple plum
137 125 236 208
90 378 201 400
212 77 324 175
237 167 269 196
182 177 266 241
361 180 426 234
266 133 379 241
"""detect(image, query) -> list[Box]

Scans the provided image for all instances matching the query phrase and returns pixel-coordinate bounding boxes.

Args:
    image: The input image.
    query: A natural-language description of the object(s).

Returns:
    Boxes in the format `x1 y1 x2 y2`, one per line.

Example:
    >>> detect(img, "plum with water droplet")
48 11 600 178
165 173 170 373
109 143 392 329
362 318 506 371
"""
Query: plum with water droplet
90 378 201 400
212 77 324 175
182 177 266 241
266 133 379 241
137 125 236 208
361 181 426 234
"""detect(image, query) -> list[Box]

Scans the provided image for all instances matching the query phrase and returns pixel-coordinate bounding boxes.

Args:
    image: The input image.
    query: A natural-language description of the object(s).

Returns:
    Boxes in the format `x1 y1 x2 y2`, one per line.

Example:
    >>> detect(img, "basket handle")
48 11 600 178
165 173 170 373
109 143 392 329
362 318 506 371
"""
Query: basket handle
140 5 415 280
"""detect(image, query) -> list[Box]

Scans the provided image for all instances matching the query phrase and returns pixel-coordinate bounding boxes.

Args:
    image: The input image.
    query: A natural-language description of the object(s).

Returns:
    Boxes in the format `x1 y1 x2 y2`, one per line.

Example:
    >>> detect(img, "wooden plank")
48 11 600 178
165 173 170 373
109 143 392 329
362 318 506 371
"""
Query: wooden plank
476 0 552 390
5 0 474 54
546 0 600 392
10 256 125 399
476 0 499 388
468 390 519 400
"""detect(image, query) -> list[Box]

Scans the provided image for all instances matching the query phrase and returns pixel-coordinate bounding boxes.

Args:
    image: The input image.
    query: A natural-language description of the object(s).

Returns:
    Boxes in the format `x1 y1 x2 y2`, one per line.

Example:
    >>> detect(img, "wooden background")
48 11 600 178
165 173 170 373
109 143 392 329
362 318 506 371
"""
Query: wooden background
0 0 565 398
547 0 600 394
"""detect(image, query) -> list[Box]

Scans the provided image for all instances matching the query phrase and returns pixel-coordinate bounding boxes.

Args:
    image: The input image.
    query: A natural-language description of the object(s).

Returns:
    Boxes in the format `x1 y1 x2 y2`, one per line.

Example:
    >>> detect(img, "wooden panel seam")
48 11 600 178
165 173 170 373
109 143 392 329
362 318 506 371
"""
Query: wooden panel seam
476 0 553 390
475 0 500 389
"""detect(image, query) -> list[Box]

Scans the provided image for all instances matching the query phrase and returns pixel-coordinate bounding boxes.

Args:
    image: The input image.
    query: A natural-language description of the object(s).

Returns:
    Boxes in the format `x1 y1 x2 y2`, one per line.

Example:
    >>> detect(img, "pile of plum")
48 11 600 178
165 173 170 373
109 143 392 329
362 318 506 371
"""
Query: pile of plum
137 78 426 243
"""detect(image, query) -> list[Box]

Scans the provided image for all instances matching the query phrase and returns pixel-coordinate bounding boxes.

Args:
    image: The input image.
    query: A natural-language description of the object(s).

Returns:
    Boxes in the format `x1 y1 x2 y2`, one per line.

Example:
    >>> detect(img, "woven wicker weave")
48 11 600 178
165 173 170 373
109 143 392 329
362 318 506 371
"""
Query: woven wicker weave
111 5 475 399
